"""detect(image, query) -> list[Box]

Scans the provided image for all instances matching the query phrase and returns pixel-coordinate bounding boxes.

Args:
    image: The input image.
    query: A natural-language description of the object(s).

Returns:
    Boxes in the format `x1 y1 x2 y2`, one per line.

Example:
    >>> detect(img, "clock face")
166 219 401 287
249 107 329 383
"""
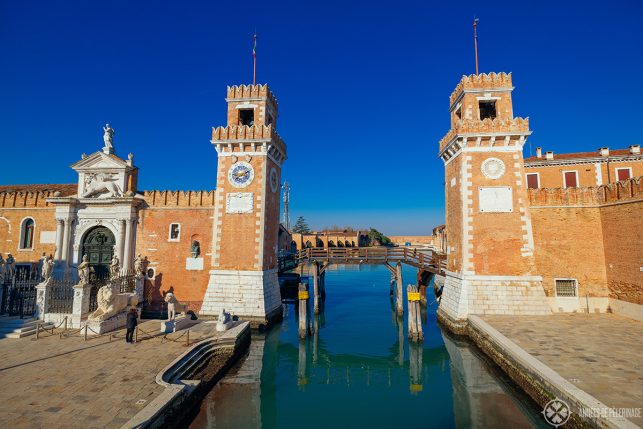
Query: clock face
228 162 254 188
269 168 278 193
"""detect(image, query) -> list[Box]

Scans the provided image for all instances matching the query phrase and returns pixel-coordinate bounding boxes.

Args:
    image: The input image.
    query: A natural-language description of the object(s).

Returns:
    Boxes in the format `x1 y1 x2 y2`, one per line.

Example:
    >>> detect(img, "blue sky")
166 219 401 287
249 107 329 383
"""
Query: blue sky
1 0 642 235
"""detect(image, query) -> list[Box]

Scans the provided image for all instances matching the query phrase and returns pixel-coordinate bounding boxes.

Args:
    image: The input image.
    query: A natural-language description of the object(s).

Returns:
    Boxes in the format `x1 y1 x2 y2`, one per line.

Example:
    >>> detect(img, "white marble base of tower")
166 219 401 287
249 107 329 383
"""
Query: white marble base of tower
440 271 551 321
201 269 282 324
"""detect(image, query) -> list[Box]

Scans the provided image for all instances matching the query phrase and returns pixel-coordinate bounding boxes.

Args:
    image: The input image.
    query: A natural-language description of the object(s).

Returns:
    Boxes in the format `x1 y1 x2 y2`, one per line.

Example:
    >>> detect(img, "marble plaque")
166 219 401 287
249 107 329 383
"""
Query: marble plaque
39 231 56 244
479 186 513 213
226 192 253 214
185 257 204 270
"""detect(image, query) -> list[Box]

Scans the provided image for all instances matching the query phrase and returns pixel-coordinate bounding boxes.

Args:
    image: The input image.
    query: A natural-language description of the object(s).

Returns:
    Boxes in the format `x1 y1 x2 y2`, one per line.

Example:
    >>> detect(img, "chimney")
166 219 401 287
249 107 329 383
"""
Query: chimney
545 151 554 160
599 147 610 157
630 144 641 154
536 147 542 158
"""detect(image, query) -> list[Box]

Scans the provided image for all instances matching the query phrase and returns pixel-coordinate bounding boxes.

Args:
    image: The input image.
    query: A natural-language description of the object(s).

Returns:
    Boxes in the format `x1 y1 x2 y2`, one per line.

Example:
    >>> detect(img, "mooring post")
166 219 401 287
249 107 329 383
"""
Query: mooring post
417 270 428 306
409 342 423 394
395 262 403 316
413 285 424 341
407 284 417 341
390 272 395 297
298 282 309 339
313 261 320 314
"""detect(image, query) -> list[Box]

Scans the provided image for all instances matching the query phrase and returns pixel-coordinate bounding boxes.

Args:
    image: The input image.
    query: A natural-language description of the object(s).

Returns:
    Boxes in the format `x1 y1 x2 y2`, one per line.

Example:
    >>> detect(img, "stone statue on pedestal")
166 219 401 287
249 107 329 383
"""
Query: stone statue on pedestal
41 255 55 282
133 254 144 278
110 255 120 279
103 124 114 149
164 292 187 320
5 254 15 278
77 255 91 285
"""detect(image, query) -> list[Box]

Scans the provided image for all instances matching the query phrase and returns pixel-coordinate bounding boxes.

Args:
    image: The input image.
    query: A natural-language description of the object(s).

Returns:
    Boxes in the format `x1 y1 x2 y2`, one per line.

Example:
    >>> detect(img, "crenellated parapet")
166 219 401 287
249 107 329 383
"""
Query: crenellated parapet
0 190 67 208
439 117 531 161
211 124 286 165
226 84 277 106
527 176 643 207
449 72 513 107
142 190 216 208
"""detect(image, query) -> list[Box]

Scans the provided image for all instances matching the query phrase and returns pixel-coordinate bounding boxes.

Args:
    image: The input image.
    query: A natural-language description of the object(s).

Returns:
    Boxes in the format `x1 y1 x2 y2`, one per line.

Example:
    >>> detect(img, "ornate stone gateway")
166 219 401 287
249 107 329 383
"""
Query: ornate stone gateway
82 226 115 279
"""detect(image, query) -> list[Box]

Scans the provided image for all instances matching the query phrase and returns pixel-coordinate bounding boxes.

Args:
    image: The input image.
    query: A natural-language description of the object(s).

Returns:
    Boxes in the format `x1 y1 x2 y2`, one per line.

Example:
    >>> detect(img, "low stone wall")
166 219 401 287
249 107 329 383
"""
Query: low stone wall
122 322 251 429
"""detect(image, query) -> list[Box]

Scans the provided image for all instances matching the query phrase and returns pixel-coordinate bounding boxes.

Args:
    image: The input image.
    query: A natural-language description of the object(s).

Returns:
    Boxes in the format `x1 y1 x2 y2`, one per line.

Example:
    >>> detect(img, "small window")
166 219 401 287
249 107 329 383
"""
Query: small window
168 223 181 241
563 171 578 188
526 173 540 189
20 218 35 249
479 100 497 120
239 109 254 126
146 268 155 279
555 279 577 297
266 114 274 126
455 106 462 120
616 168 632 181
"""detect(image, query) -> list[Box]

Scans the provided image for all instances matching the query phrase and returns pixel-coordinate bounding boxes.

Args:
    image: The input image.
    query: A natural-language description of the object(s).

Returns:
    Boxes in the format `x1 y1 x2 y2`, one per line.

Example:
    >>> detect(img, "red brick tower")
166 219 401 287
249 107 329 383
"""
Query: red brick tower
201 84 286 325
437 73 550 328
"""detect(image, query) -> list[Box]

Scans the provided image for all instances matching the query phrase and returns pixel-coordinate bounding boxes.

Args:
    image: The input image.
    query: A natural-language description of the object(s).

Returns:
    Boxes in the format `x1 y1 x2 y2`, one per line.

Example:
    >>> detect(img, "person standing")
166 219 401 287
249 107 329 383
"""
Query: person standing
126 308 138 343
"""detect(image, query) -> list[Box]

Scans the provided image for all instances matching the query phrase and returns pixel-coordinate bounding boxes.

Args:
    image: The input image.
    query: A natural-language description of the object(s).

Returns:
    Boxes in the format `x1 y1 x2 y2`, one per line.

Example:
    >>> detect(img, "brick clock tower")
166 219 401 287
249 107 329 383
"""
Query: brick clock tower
201 84 286 325
437 73 550 328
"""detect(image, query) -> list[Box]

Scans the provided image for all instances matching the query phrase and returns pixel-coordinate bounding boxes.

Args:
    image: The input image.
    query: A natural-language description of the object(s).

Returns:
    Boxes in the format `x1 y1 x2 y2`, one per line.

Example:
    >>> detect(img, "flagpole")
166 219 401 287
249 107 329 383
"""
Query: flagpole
473 18 479 74
253 32 257 85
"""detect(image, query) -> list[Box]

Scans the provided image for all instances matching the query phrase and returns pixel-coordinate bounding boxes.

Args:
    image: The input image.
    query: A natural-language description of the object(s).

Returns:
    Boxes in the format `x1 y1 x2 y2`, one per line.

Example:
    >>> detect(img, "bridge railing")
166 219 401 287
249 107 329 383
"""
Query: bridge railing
294 246 446 274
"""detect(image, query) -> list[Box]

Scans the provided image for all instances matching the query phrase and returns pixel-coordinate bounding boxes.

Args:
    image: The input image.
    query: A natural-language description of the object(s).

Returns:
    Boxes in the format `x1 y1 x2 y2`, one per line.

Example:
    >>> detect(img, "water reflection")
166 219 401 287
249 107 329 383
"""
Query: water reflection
189 265 548 429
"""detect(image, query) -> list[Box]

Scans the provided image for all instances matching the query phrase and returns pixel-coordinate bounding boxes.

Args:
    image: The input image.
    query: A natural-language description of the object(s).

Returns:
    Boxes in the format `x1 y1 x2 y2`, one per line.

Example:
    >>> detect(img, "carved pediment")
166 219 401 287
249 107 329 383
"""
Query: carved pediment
71 151 131 172
71 151 137 198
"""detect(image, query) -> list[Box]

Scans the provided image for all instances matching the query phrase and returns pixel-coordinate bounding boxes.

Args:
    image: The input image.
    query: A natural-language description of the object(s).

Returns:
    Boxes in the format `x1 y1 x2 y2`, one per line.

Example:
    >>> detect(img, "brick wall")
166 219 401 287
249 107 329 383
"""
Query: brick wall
528 177 643 303
136 194 215 311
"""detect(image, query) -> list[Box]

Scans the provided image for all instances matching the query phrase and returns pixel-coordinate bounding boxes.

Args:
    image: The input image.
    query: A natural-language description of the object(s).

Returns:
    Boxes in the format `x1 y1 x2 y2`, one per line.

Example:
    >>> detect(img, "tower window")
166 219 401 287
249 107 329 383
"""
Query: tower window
20 217 35 249
239 109 254 126
479 100 497 120
454 106 462 120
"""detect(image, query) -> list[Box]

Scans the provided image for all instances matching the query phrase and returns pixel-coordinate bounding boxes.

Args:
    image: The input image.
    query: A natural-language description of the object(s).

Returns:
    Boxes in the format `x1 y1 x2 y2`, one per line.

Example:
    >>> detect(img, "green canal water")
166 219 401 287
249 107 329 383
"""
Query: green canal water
189 264 550 429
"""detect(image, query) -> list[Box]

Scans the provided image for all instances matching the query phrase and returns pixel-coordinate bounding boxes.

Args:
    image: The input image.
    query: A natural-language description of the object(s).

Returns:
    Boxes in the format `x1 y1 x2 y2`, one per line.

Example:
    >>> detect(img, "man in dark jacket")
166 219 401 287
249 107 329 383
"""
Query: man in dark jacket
126 308 138 343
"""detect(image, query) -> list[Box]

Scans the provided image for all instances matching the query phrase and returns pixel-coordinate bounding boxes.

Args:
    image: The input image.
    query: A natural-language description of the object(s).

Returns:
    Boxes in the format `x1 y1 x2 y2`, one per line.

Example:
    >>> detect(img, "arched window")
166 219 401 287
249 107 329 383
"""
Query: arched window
328 240 335 247
20 218 35 249
305 240 312 248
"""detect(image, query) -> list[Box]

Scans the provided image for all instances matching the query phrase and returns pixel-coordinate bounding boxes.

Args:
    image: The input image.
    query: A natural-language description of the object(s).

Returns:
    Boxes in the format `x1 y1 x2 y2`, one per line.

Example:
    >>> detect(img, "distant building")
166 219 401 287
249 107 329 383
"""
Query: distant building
291 230 369 250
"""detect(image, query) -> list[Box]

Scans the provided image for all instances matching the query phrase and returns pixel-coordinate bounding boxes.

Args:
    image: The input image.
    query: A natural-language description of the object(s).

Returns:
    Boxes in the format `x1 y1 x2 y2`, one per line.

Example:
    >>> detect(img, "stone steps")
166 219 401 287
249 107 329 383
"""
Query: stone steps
0 316 53 338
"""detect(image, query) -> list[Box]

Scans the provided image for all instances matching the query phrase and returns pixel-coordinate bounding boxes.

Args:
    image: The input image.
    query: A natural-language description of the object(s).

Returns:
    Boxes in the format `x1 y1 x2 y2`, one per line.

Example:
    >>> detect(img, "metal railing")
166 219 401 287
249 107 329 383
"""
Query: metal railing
47 279 75 314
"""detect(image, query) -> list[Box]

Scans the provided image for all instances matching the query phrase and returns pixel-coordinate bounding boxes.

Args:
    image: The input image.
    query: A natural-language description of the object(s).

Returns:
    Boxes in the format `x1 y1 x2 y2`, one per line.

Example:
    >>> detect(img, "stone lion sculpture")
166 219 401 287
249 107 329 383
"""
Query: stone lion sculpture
88 285 138 322
82 173 122 198
164 292 187 320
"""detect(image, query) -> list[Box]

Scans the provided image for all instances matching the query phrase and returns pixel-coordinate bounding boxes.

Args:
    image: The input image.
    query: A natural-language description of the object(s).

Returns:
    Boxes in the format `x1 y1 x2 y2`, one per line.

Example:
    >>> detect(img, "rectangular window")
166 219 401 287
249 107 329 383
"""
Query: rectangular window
616 167 632 181
168 223 181 241
239 109 254 126
479 100 497 120
555 279 578 297
526 173 540 189
563 171 578 188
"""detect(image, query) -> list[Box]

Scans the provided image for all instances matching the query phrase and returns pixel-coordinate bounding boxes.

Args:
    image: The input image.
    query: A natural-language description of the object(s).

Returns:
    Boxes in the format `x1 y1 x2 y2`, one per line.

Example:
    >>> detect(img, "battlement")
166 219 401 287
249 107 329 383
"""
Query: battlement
449 72 513 106
142 190 216 207
439 117 530 152
226 84 277 106
0 191 61 208
211 124 286 158
527 176 643 207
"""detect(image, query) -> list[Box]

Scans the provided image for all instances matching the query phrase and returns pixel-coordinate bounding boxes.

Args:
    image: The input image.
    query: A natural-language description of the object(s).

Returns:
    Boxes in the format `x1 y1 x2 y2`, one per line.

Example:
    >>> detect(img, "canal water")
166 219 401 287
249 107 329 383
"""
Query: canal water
188 264 549 429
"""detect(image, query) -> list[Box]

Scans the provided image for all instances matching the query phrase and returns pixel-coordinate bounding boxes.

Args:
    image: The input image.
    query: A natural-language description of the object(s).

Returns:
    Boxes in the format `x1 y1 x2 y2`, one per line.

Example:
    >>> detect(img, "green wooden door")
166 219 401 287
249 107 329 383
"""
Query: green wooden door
82 226 115 279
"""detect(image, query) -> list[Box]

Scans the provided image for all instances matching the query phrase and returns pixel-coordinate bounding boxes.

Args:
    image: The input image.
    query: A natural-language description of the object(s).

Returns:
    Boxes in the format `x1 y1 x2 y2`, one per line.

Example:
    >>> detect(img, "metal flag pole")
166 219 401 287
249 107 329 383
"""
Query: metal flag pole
473 17 479 74
253 31 257 85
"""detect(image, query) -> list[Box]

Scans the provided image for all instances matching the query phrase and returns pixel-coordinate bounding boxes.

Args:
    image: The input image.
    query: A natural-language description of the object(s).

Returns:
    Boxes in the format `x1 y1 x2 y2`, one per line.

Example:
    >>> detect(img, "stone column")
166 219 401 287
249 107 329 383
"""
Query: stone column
35 280 52 320
118 219 127 264
54 219 64 260
123 219 132 271
61 218 71 267
71 283 92 328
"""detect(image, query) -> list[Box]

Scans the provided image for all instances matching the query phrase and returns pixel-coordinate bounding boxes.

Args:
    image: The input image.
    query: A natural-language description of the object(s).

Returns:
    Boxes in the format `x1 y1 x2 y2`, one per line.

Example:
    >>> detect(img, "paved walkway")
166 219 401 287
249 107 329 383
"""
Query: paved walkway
482 313 643 424
0 319 221 429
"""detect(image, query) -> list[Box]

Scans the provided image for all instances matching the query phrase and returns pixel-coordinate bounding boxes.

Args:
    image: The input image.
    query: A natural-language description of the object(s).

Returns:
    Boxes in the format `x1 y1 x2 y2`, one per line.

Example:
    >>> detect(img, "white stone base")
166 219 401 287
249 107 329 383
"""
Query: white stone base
200 269 281 322
440 271 551 321
160 315 191 333
85 311 128 336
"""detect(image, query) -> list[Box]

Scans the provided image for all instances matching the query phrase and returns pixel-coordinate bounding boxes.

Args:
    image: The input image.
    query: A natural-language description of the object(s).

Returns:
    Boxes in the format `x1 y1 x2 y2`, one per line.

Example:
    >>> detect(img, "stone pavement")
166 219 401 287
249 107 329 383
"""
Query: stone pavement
0 319 222 429
482 313 643 424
